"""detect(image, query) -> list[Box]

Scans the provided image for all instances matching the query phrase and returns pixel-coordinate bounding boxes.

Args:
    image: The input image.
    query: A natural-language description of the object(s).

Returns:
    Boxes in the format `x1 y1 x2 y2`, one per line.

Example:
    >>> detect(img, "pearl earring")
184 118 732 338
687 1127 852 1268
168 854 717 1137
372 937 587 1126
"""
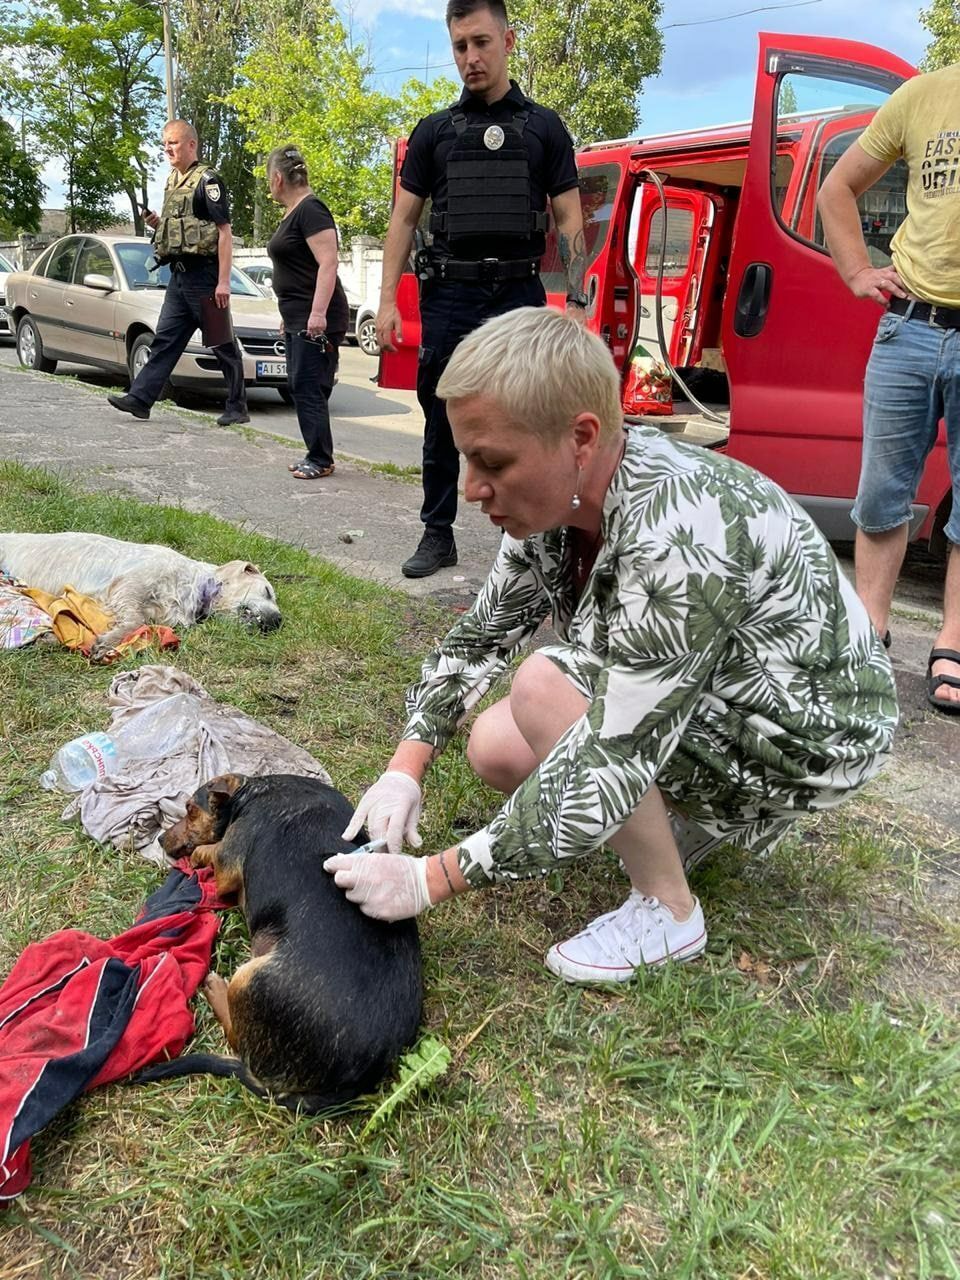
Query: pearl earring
571 467 583 510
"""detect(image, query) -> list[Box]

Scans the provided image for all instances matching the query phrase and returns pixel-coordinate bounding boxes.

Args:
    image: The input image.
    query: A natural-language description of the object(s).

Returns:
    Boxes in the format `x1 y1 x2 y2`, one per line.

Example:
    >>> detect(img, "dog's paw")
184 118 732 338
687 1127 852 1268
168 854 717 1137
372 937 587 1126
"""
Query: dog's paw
189 842 217 868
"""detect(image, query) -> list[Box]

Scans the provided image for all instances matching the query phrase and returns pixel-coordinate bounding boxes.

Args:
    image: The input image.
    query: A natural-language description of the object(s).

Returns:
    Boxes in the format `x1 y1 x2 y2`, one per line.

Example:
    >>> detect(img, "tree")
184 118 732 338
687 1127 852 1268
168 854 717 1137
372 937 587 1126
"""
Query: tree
509 0 663 143
920 0 960 69
0 119 44 236
172 0 255 237
3 0 165 232
224 0 457 242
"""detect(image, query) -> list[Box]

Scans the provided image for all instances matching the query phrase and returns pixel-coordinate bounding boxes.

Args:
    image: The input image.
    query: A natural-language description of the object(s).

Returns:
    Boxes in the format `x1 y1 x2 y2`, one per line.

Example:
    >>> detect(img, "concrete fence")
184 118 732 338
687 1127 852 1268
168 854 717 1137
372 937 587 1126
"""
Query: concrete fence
235 236 383 307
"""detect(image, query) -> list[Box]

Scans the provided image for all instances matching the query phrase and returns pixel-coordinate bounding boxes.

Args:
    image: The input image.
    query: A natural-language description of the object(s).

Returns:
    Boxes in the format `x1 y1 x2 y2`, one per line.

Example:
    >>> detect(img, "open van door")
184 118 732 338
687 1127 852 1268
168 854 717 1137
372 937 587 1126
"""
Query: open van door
722 33 921 539
377 139 421 391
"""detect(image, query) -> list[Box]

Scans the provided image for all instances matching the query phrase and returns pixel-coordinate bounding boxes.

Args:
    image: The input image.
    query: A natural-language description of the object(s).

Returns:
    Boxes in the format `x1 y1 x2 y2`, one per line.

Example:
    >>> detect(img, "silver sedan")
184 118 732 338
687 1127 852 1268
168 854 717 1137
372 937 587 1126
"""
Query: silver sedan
3 234 291 402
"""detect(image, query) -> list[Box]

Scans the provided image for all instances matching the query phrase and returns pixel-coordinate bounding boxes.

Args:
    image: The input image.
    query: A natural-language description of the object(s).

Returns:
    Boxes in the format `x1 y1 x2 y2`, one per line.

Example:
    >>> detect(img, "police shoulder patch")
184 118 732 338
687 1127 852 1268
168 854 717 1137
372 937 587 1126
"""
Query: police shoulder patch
205 182 222 203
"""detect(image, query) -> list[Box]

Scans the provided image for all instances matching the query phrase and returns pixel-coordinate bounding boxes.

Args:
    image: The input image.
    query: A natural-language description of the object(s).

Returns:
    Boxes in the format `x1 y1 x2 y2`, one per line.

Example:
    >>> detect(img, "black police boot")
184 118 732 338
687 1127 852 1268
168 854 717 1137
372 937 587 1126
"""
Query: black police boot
107 393 150 420
217 408 251 426
401 529 458 578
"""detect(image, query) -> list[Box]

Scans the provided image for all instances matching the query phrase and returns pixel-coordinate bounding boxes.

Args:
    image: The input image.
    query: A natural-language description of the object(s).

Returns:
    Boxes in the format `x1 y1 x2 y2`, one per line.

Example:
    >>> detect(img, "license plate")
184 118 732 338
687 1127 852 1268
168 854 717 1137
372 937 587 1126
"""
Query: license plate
256 360 286 378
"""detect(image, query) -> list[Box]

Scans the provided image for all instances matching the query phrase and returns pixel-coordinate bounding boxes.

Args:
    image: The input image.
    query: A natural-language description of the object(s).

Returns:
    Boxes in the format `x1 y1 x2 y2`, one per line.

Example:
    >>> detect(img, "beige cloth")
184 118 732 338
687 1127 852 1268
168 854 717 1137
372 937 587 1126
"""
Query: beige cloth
63 664 332 864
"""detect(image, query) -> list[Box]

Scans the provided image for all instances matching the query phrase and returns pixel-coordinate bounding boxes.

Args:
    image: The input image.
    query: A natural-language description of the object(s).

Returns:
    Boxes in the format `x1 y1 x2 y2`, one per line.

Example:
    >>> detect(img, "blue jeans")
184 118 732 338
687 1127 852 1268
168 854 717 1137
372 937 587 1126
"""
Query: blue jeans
285 330 338 469
853 306 960 544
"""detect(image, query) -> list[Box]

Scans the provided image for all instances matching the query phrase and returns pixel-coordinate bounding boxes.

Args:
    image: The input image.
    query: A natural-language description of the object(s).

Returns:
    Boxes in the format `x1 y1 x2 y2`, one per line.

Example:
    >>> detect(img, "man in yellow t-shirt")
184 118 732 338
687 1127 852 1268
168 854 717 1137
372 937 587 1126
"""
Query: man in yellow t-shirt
819 63 960 716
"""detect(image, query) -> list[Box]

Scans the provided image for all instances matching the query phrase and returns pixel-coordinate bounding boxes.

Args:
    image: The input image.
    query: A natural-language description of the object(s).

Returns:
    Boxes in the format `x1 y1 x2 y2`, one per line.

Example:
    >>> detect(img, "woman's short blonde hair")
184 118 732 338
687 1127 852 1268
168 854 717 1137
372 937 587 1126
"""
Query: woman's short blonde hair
436 307 623 443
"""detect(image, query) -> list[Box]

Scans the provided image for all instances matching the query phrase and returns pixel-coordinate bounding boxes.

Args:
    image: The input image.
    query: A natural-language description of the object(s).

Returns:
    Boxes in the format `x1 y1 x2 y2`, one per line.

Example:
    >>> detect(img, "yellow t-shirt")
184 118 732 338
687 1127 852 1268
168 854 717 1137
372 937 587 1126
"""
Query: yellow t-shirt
858 63 960 307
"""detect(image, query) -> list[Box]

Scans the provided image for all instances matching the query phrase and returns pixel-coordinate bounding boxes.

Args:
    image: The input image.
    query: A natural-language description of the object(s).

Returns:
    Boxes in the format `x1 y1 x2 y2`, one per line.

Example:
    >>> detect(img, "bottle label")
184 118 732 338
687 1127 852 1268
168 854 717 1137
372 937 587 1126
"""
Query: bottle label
79 735 115 779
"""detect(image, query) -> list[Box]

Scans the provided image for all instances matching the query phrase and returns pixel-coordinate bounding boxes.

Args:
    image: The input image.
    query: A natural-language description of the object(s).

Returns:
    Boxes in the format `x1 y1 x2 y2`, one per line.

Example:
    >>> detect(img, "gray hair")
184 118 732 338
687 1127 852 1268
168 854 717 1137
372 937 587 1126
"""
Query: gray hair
163 119 198 145
266 145 309 188
436 307 623 442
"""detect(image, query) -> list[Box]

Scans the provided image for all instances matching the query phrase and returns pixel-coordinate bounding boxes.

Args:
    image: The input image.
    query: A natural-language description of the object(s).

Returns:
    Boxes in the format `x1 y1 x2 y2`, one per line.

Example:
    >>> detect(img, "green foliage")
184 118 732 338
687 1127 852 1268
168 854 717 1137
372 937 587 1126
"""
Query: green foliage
2 0 165 232
222 0 458 242
360 1034 452 1137
0 120 43 236
510 0 664 143
920 0 960 69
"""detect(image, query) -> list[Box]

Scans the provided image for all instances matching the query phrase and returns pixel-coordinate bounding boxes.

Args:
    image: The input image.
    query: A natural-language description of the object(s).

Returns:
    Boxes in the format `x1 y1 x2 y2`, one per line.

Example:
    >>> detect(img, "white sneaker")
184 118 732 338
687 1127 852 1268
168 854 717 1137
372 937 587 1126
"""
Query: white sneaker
544 891 707 985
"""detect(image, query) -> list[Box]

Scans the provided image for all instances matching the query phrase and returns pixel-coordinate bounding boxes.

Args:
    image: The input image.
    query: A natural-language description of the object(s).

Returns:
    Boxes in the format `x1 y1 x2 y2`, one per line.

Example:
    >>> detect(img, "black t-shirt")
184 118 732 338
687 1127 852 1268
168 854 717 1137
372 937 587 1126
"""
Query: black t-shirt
400 80 579 260
266 195 350 337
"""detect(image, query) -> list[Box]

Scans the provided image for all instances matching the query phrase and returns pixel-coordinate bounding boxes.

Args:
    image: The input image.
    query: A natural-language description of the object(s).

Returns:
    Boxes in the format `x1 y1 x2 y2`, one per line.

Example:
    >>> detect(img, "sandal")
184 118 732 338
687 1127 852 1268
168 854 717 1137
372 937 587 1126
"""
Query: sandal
926 647 960 715
288 458 310 472
292 462 335 480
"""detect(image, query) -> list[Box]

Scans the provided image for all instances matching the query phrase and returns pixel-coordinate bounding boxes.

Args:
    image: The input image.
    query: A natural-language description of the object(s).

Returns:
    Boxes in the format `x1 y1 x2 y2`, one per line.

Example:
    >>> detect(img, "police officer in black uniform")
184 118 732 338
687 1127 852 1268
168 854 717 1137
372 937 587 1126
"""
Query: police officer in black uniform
108 119 249 427
377 0 587 578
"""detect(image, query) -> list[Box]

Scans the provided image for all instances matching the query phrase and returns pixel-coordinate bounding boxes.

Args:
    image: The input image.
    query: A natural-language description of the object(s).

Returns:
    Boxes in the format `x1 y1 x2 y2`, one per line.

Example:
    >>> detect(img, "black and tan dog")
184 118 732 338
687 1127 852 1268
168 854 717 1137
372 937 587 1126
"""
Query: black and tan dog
136 773 422 1112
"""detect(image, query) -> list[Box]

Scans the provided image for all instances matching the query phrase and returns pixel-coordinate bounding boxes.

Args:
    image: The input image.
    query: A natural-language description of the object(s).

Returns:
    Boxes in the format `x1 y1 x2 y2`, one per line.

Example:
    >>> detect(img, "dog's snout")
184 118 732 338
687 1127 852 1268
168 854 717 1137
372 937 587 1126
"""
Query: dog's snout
255 608 283 633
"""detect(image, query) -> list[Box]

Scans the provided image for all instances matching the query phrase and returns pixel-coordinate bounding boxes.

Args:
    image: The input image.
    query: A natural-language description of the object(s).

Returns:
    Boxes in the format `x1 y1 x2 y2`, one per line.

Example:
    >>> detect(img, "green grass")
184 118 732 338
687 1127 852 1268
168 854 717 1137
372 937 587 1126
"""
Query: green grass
0 460 958 1279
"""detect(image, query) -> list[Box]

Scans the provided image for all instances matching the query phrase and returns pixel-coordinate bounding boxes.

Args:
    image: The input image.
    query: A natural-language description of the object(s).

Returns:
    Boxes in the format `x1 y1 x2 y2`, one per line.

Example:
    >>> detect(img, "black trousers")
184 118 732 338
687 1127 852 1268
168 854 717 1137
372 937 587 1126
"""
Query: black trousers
129 260 246 413
416 275 546 533
285 330 339 469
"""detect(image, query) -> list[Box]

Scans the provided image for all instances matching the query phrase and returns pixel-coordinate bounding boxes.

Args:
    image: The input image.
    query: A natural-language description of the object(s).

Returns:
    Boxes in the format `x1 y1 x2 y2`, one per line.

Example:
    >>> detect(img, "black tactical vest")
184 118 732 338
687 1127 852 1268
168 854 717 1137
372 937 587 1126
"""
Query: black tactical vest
430 108 547 255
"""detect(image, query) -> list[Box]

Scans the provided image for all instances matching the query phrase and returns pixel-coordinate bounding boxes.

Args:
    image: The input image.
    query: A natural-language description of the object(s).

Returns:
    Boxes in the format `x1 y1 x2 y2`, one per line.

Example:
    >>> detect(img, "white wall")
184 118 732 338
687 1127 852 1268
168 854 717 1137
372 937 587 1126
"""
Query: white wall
235 236 382 307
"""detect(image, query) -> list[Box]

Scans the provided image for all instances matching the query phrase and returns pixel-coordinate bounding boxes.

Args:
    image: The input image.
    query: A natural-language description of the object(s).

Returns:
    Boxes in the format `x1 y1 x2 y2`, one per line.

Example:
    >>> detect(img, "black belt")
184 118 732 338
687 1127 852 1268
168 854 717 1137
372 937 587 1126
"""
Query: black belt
888 295 960 329
417 253 539 284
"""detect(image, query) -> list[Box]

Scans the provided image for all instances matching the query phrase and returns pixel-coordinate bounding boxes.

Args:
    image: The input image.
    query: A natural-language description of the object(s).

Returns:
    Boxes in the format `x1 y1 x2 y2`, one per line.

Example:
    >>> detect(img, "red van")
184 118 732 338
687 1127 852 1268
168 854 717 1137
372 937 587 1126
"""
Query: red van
380 33 952 553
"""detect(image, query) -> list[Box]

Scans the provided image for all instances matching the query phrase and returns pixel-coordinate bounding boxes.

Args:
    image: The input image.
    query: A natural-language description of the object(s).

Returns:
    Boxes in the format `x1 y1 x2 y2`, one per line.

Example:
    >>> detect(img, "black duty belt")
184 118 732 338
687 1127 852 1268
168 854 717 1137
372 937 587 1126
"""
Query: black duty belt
416 252 539 284
888 295 960 330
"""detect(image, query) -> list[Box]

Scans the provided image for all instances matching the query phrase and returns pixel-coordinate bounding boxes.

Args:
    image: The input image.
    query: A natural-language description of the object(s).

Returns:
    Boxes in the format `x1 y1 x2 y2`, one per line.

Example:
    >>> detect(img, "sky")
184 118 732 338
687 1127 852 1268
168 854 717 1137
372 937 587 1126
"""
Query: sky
39 0 931 216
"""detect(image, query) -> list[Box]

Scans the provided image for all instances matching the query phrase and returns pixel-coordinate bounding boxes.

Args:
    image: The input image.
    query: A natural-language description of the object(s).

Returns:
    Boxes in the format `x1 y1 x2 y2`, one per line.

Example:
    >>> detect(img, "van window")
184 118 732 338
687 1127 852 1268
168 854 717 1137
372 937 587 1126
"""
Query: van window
541 162 620 294
643 207 695 278
772 67 907 261
814 132 908 265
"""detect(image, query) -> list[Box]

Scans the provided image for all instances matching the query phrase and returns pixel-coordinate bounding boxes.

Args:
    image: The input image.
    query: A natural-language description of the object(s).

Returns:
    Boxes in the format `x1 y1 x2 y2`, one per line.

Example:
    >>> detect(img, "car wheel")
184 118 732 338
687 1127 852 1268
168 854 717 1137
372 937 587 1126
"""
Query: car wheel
129 332 173 399
17 315 57 373
277 388 294 405
357 316 379 357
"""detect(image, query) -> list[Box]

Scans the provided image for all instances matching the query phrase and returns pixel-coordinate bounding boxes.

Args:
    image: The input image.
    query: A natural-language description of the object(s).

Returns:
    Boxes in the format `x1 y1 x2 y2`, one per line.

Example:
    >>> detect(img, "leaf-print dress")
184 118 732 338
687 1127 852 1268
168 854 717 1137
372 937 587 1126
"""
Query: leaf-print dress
401 427 899 886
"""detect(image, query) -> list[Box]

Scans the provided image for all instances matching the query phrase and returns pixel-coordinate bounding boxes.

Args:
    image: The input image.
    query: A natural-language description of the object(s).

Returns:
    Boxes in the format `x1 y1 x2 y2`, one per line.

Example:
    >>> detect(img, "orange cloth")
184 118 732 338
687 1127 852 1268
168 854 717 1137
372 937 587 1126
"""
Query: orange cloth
104 625 180 663
21 585 114 652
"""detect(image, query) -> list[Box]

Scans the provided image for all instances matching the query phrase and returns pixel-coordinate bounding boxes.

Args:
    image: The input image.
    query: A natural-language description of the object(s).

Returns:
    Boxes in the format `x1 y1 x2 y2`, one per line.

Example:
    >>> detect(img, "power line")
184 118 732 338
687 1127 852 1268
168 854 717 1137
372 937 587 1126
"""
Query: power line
664 0 823 29
368 0 824 79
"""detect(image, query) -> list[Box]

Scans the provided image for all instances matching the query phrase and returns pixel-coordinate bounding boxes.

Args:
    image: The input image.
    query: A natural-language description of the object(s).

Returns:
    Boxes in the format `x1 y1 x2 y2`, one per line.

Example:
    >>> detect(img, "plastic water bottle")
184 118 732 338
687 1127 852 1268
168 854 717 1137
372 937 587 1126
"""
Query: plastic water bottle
41 732 119 792
40 694 203 792
111 693 202 759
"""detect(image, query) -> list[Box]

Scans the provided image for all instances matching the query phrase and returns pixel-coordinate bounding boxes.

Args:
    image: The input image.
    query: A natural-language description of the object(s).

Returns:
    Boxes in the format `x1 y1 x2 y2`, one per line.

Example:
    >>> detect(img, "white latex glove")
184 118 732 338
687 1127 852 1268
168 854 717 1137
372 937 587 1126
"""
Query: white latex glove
323 851 432 921
341 771 423 855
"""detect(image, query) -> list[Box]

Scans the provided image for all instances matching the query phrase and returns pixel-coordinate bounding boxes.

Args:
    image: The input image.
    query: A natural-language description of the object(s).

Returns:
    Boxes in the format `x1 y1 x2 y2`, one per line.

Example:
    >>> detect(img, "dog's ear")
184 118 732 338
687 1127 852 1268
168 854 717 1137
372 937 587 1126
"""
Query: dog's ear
243 562 261 574
204 773 245 816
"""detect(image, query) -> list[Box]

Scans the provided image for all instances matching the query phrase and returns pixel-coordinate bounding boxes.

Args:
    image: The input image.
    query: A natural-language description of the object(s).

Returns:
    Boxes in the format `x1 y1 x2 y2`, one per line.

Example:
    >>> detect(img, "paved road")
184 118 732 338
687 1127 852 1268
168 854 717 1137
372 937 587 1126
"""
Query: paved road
0 342 426 469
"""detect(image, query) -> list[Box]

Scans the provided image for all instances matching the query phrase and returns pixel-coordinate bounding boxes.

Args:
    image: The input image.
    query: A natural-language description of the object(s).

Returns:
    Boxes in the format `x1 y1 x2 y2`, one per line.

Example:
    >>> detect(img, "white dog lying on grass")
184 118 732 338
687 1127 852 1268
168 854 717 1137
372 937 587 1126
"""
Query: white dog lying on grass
0 531 282 656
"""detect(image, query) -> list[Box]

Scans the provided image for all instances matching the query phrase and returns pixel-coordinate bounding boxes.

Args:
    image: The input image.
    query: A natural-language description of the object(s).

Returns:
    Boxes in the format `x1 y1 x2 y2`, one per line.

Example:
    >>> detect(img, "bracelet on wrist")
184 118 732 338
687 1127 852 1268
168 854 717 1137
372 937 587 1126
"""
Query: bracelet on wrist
438 850 456 895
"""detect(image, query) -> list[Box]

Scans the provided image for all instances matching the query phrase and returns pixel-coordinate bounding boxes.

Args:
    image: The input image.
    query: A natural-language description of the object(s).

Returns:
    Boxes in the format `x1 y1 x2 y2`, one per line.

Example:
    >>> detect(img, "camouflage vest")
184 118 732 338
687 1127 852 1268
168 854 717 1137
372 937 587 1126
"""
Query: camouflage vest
153 163 220 261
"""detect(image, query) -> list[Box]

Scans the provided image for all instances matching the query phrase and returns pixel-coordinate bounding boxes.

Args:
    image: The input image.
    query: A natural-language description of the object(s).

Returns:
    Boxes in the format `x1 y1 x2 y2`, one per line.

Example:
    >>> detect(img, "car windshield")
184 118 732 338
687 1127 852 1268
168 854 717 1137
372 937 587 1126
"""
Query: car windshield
114 243 265 296
0 251 15 273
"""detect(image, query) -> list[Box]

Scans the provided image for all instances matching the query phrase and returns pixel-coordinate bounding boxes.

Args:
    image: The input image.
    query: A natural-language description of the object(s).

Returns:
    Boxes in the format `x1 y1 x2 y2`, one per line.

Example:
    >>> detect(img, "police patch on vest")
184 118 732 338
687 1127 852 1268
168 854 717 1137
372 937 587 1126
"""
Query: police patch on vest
205 183 222 202
483 126 505 151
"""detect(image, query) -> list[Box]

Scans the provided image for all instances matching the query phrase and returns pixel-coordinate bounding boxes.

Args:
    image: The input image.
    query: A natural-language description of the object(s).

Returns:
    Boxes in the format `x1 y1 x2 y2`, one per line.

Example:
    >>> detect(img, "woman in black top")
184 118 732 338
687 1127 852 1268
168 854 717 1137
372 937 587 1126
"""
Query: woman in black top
266 146 350 479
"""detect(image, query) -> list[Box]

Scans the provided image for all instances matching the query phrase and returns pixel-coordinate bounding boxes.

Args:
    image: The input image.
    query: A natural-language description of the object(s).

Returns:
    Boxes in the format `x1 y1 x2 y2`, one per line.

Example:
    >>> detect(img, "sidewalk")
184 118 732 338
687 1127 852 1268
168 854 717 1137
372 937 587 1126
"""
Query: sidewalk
1 359 957 833
0 361 501 602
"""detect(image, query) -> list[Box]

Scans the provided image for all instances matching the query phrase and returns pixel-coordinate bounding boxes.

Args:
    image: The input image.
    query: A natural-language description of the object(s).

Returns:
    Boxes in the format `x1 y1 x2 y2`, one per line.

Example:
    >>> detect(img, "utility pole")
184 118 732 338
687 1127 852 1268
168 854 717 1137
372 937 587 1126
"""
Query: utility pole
160 0 175 121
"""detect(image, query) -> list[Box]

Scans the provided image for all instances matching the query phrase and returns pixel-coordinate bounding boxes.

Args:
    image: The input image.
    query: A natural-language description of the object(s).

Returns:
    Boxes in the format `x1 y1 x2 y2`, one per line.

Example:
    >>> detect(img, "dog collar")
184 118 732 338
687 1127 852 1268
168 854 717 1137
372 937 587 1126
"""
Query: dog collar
195 577 222 621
